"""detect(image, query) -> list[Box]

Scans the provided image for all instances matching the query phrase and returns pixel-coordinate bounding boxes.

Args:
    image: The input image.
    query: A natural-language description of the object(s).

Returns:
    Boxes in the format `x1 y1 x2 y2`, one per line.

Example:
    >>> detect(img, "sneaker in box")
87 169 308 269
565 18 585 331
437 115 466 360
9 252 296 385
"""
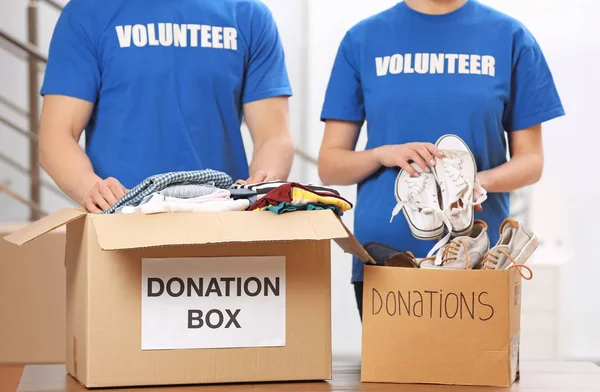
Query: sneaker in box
4 208 372 388
361 265 524 387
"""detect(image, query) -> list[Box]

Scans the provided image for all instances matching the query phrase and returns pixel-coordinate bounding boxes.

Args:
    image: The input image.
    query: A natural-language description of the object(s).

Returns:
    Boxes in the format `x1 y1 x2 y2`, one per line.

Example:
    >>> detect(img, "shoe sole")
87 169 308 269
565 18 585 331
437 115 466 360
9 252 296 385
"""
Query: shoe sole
433 134 477 237
394 169 444 241
507 234 539 268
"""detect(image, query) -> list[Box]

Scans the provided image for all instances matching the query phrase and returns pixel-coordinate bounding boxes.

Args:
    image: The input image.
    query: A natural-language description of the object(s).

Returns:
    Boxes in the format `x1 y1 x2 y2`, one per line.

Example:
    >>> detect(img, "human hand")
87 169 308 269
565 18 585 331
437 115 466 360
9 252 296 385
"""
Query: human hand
236 170 279 186
82 177 128 213
375 143 444 177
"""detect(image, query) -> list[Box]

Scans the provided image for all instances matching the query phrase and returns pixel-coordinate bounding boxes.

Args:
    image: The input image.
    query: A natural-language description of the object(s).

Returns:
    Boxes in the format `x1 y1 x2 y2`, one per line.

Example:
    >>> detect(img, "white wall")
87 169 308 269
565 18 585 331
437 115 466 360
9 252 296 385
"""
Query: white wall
1 0 599 361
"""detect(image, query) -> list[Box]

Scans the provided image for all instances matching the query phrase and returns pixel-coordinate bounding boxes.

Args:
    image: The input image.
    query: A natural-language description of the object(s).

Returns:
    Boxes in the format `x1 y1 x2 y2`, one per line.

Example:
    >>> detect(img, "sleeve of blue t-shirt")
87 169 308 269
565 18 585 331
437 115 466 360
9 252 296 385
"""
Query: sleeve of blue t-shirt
241 3 292 104
503 27 565 132
40 3 100 103
320 32 365 122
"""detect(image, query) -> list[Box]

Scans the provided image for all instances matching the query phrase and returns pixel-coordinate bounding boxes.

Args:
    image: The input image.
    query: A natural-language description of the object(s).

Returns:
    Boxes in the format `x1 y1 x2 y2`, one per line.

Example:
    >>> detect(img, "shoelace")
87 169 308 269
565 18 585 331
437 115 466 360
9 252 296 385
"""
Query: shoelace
390 175 454 259
439 156 488 211
417 155 488 258
418 239 471 269
480 250 534 279
419 251 534 279
443 157 468 189
440 239 470 268
480 249 512 270
507 264 534 280
390 175 435 221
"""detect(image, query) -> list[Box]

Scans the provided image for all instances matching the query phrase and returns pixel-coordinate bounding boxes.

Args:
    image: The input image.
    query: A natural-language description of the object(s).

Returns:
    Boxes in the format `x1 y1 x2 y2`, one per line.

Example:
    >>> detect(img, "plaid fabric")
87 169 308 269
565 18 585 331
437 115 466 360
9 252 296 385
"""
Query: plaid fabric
103 169 233 214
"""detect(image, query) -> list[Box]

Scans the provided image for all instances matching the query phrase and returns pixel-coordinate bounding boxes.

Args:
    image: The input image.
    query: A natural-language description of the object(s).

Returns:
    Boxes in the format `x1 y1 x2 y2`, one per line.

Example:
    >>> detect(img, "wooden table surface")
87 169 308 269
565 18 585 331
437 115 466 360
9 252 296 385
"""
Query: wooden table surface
6 361 600 392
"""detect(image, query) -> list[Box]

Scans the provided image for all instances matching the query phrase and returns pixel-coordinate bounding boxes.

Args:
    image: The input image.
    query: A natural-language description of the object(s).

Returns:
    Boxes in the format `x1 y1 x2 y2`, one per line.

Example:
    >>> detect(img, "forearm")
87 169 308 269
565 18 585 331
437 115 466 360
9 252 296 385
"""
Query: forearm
39 134 100 204
319 148 381 186
249 135 295 181
478 153 543 193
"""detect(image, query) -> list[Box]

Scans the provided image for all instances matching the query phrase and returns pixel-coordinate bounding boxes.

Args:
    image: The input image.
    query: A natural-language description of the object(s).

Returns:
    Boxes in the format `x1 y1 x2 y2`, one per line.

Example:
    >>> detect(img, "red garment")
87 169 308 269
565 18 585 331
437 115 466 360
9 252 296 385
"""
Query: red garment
248 182 353 211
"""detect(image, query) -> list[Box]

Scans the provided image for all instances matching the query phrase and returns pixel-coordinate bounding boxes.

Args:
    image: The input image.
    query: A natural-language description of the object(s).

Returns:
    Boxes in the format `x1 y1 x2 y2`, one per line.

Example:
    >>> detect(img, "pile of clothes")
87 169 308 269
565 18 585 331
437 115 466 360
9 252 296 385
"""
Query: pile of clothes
233 181 352 215
103 170 352 216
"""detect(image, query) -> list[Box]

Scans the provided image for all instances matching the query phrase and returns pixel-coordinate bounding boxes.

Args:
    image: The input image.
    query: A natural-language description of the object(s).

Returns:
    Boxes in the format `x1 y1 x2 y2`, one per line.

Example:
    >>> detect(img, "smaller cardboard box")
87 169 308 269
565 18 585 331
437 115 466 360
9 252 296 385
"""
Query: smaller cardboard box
0 223 66 364
4 209 370 388
361 265 522 387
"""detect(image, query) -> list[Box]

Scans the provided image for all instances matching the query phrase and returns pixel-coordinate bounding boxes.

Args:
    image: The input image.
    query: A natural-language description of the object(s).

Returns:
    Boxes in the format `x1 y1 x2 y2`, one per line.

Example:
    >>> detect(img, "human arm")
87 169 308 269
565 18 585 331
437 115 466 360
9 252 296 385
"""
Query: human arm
243 96 295 183
39 95 127 212
236 2 293 184
477 125 544 193
38 4 127 213
318 120 376 185
318 120 443 186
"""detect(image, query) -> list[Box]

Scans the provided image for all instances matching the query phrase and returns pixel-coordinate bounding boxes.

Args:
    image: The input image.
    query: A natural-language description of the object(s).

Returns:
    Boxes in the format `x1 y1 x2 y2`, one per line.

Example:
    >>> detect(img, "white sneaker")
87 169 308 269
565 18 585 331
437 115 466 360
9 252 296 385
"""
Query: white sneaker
420 220 490 270
390 163 448 241
478 218 538 270
433 135 487 236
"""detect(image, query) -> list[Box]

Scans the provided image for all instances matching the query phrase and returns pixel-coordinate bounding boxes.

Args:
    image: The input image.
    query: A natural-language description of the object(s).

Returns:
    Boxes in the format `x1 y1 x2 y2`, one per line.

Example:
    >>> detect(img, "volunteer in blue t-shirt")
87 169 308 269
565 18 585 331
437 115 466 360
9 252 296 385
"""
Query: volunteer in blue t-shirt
39 0 294 213
318 0 565 317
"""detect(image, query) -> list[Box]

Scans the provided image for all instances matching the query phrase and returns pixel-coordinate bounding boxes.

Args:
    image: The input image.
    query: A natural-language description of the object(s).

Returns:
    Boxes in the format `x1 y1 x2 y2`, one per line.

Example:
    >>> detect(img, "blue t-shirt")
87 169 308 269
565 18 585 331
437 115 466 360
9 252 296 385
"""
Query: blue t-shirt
321 0 564 282
41 0 292 189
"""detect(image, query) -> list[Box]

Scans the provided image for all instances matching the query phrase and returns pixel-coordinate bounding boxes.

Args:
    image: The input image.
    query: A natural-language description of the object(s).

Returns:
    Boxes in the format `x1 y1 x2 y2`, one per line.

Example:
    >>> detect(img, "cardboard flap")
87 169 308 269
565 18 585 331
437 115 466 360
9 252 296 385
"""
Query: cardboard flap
334 220 376 264
3 208 86 246
90 210 350 250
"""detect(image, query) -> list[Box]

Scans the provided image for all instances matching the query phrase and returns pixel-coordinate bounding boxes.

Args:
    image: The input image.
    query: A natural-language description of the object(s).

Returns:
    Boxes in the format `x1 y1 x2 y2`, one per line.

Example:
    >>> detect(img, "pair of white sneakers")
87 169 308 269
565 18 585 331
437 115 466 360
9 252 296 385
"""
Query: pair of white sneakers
391 135 487 258
419 218 539 270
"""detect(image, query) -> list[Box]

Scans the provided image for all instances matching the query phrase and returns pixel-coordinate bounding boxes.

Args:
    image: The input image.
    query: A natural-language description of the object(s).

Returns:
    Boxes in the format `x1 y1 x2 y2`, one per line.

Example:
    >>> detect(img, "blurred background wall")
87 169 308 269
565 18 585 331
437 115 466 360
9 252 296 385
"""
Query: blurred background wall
1 0 598 361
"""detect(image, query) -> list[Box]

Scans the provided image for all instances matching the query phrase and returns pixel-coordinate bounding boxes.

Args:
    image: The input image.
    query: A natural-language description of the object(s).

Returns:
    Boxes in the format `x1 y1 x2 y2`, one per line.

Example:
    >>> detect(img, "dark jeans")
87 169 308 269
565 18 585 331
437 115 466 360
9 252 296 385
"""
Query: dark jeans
353 281 364 321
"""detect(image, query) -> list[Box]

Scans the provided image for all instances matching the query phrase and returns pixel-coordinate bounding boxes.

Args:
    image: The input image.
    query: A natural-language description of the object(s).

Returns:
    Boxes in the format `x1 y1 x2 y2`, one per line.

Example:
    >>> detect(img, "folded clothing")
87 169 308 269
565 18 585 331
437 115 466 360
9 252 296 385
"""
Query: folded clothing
103 169 233 214
228 188 258 205
231 181 341 198
120 193 249 214
261 202 342 216
248 183 352 213
158 184 222 199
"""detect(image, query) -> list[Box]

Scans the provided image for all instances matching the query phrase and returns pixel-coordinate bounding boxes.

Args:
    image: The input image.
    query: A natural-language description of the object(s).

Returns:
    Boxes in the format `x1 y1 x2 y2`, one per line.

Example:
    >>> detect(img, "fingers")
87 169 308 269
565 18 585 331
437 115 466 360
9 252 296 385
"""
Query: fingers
397 160 419 178
92 190 111 211
424 143 444 158
475 205 483 212
106 178 127 199
98 183 119 206
246 170 267 185
417 146 436 167
407 150 430 173
84 198 102 214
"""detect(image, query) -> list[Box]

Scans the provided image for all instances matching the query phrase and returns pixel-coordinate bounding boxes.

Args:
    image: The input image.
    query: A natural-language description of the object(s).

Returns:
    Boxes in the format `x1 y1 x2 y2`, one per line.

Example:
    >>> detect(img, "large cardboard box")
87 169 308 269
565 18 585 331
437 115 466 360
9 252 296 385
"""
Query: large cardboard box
4 209 370 388
0 223 66 364
361 265 522 387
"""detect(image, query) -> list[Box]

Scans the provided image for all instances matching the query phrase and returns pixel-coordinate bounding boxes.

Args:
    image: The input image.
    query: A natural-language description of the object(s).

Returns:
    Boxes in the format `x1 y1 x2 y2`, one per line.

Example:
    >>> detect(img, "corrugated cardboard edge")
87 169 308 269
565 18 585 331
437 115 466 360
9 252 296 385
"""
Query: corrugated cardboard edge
509 268 522 385
3 208 86 246
87 211 374 266
3 207 374 264
333 216 375 264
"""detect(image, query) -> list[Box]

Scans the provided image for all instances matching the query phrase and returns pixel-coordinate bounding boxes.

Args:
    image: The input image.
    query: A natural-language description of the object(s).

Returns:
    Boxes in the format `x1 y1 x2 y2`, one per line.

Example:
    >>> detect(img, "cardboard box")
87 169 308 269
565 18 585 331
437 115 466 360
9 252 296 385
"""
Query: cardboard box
4 209 371 388
0 223 66 364
361 265 522 388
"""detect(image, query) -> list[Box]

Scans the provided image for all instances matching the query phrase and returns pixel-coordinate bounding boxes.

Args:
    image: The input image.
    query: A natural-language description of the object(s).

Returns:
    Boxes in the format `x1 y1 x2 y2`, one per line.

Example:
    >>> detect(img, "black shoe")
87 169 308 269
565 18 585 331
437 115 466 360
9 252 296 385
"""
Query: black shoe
363 242 419 268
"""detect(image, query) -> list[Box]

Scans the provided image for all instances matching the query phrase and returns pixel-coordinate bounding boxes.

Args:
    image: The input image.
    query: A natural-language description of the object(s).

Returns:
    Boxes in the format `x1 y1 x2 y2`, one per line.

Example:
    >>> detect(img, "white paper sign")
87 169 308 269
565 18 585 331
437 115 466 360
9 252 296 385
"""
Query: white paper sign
141 256 286 351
